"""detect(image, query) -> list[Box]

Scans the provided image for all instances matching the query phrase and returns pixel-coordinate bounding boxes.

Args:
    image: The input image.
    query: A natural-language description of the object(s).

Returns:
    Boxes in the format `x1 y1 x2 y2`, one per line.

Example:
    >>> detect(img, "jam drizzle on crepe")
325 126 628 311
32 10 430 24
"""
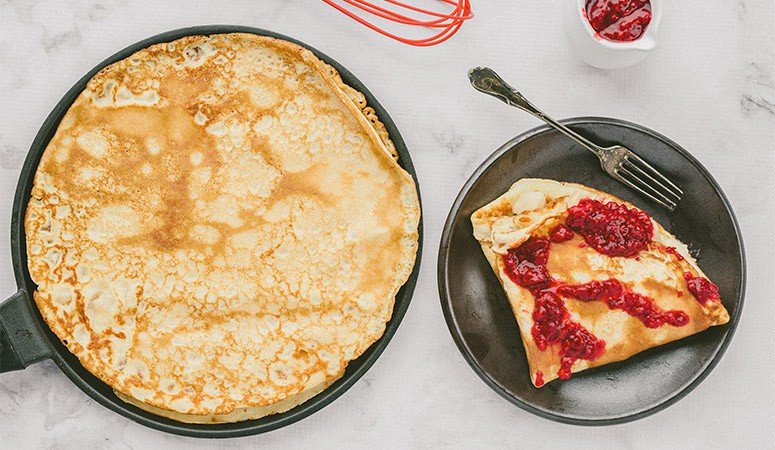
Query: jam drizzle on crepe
559 280 689 328
502 198 693 384
684 272 721 305
566 198 653 257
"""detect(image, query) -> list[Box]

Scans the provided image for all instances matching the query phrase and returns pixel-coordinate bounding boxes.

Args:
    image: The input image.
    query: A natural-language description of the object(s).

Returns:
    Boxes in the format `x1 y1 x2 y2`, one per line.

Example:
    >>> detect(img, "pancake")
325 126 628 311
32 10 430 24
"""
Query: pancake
471 179 729 387
25 33 420 422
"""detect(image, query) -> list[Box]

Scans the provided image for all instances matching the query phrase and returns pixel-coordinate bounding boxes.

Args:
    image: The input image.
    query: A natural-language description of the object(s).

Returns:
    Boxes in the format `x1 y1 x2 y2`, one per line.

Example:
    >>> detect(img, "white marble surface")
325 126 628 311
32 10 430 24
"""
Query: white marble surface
1 1 774 448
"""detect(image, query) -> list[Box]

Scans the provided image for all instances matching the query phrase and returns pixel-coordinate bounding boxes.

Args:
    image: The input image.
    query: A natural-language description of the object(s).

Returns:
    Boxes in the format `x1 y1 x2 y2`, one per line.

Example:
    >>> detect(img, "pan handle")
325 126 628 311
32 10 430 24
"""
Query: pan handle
0 290 53 373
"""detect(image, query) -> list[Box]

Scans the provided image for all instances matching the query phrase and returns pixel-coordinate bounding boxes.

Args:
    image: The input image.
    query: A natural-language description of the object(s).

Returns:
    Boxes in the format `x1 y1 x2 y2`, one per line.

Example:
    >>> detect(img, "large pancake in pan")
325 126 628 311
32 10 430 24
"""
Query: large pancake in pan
25 33 420 422
472 179 728 387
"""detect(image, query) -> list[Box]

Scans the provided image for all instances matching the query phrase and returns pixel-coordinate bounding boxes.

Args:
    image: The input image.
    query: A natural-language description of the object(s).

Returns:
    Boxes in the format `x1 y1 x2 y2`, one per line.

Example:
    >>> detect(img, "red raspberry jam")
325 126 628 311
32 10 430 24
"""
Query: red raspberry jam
664 246 685 261
558 325 606 380
532 291 606 380
549 224 575 243
566 198 653 257
503 238 606 381
502 237 554 292
559 279 690 328
585 0 652 42
684 272 721 305
501 199 695 383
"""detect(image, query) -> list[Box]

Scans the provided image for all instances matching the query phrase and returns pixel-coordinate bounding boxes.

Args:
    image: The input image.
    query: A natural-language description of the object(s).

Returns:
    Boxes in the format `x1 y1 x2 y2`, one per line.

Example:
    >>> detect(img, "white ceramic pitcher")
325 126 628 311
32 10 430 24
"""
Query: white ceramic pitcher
564 0 662 69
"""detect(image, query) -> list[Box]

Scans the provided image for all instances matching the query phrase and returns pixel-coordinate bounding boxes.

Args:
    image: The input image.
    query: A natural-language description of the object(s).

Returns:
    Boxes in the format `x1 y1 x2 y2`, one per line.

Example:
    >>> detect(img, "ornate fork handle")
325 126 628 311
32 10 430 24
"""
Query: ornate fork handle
468 66 683 210
468 67 604 157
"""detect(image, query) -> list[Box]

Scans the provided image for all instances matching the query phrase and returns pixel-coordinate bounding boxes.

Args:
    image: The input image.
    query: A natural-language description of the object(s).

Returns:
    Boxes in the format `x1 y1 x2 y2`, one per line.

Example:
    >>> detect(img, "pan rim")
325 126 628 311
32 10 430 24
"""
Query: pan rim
9 25 423 438
437 116 746 426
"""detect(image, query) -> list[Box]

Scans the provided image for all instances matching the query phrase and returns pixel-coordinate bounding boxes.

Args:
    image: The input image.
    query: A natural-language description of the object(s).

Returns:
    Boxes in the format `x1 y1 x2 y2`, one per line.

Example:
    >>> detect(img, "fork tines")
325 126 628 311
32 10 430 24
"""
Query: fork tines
614 153 683 211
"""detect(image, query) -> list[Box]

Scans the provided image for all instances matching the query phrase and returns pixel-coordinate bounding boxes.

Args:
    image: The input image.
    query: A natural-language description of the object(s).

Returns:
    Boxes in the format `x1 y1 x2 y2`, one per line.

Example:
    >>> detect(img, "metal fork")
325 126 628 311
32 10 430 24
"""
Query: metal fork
468 67 683 211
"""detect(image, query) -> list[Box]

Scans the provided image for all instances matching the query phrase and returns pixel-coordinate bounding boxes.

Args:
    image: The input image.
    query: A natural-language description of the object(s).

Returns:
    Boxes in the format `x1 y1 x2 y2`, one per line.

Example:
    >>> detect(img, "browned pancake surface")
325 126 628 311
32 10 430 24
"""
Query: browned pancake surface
26 33 420 421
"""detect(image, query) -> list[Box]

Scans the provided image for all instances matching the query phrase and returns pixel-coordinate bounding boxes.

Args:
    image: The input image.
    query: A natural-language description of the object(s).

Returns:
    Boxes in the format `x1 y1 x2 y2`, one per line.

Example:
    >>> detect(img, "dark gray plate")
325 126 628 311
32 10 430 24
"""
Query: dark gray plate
438 117 744 425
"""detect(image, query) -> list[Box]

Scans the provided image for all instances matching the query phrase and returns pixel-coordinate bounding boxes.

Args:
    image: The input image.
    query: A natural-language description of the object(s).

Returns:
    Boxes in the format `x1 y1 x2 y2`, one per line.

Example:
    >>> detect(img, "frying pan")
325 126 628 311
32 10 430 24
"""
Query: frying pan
0 25 423 438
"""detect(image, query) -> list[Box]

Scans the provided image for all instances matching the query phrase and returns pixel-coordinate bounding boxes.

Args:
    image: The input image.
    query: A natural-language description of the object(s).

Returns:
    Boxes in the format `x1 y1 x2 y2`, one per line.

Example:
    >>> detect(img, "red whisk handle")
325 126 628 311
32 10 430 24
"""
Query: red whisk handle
322 0 473 47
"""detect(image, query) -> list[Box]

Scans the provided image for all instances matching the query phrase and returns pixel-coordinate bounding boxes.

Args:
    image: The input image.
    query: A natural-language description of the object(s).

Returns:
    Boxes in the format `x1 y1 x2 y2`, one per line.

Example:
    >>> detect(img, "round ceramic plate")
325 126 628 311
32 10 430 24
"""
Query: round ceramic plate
438 117 745 425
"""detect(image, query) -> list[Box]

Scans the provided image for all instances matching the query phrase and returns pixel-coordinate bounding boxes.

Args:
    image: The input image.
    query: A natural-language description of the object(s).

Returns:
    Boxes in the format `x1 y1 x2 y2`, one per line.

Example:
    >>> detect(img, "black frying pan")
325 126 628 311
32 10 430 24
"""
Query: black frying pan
0 25 423 438
438 117 745 425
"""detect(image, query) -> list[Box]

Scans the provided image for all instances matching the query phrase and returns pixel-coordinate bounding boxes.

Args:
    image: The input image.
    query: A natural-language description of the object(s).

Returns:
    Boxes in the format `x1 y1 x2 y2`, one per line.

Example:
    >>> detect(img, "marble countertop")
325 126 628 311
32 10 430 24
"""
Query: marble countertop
1 1 773 448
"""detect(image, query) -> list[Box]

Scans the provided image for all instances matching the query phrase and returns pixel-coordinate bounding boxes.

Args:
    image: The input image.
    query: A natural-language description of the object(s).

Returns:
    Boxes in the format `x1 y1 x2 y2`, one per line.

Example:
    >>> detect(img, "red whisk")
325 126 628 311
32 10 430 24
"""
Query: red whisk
322 0 473 46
